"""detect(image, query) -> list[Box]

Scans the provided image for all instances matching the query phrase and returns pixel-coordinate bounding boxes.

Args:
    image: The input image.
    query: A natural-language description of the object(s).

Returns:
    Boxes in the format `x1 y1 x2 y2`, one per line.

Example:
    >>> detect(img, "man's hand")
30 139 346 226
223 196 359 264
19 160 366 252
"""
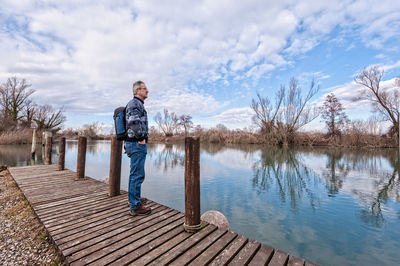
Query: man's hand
138 139 146 144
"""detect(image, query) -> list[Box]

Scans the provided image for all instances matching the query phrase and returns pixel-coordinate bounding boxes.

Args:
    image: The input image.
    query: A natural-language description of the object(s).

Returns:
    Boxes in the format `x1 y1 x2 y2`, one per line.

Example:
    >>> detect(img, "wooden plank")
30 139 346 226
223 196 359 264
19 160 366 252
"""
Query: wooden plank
54 204 162 245
189 231 238 266
109 223 186 265
305 262 319 266
17 175 75 186
50 201 158 238
33 191 108 211
36 194 111 216
209 235 248 266
288 255 305 266
30 185 107 202
48 203 143 235
19 178 96 191
43 198 128 228
30 187 108 206
146 224 217 266
40 195 127 223
8 165 314 266
67 211 182 264
62 208 177 257
15 171 74 181
131 229 193 265
269 250 289 266
27 182 105 199
228 240 260 266
87 217 185 265
170 228 227 266
248 244 274 266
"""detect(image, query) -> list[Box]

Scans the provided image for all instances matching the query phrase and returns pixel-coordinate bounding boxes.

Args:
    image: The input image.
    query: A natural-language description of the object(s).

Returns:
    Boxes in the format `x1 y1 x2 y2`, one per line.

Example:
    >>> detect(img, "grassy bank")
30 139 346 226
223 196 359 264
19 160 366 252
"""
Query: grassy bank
0 168 64 265
1 128 398 148
148 130 398 148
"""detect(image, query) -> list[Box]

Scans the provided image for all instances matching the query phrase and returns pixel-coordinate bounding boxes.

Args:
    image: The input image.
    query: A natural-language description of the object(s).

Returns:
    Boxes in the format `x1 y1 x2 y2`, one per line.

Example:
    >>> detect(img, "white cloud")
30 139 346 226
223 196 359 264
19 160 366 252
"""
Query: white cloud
320 77 399 111
1 0 400 127
211 107 254 126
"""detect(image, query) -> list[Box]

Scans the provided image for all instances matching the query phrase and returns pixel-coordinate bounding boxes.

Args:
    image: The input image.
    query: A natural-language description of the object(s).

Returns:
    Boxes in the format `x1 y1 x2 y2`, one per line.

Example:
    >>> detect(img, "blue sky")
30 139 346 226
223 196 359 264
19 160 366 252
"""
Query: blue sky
1 0 400 133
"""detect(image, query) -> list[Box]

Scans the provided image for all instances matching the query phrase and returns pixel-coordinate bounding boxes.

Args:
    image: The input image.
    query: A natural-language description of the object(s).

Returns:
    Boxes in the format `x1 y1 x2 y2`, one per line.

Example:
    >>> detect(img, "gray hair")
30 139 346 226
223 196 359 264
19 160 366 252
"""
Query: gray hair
132 80 145 95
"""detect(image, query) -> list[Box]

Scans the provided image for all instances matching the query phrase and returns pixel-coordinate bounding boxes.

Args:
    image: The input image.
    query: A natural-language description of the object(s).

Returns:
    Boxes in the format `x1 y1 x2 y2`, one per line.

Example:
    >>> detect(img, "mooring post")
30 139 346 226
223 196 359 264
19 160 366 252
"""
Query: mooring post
31 129 37 159
58 137 66 171
184 136 202 233
109 135 122 196
76 136 87 179
45 136 52 165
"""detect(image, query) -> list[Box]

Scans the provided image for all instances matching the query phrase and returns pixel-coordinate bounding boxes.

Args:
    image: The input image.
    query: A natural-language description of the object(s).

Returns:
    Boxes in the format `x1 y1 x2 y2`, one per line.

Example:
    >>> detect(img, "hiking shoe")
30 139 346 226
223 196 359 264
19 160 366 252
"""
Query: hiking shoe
127 198 148 207
130 204 151 216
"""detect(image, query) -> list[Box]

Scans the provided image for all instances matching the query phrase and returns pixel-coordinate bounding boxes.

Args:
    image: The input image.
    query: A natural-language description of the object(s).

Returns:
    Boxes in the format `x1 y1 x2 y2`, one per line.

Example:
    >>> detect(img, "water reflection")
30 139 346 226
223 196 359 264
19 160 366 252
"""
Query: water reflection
0 144 45 166
250 146 400 226
252 147 320 210
1 142 400 265
150 144 184 172
320 148 400 227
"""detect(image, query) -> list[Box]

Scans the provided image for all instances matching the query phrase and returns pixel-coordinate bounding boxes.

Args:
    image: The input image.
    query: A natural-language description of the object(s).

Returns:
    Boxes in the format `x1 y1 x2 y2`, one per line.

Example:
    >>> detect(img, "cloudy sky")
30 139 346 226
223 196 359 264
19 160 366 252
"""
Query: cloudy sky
1 0 400 131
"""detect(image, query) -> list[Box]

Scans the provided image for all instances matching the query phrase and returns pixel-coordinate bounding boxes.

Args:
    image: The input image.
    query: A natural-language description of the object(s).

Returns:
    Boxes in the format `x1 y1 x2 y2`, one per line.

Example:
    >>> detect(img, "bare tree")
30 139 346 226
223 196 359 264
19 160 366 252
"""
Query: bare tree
80 122 102 138
251 78 319 144
178 114 193 136
33 104 66 132
251 87 284 134
355 66 399 137
321 93 348 136
154 109 178 137
20 99 37 128
281 78 320 140
0 77 35 128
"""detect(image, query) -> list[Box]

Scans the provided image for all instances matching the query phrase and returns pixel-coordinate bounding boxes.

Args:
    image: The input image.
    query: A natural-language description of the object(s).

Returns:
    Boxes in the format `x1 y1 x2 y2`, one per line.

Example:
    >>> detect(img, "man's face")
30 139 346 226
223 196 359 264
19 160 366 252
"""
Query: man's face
136 83 148 100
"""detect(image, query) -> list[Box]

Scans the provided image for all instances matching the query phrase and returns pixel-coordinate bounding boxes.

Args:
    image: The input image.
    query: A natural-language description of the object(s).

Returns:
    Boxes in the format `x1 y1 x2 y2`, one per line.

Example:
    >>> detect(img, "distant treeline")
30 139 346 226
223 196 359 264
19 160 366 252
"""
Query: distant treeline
1 66 399 147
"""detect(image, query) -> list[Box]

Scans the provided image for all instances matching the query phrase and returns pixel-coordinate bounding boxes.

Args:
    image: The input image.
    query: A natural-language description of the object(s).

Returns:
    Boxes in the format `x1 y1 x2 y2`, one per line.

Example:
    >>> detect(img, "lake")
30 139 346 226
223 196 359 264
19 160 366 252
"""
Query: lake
1 140 399 265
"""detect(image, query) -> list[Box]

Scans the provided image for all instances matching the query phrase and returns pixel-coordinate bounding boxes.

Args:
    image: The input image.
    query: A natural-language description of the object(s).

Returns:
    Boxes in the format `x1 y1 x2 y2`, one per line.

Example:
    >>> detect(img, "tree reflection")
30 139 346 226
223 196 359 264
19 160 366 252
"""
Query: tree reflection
317 148 400 226
322 149 350 196
151 144 184 172
252 147 320 210
0 144 44 166
252 146 400 226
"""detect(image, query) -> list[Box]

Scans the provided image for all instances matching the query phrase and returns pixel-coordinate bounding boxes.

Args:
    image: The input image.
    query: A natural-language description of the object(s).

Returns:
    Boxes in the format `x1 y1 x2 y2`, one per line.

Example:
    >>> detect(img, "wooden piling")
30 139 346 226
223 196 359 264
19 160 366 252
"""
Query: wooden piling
109 135 122 196
76 136 87 180
184 136 202 233
58 137 66 171
45 136 52 165
31 129 37 159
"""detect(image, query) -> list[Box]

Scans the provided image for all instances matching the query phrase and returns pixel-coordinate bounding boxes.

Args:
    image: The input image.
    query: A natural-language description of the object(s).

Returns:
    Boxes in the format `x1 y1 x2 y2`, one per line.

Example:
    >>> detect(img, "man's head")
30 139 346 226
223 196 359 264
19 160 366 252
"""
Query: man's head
132 81 148 101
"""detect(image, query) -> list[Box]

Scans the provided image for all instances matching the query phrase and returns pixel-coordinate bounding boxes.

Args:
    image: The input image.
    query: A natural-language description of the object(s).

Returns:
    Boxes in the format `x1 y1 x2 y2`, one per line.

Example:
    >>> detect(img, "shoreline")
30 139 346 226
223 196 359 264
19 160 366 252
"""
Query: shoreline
0 169 64 265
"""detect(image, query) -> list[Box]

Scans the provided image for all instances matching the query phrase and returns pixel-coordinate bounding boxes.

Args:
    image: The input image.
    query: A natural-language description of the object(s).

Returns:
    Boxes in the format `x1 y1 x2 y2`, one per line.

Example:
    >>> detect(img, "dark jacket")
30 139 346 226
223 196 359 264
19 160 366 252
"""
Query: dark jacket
125 96 148 142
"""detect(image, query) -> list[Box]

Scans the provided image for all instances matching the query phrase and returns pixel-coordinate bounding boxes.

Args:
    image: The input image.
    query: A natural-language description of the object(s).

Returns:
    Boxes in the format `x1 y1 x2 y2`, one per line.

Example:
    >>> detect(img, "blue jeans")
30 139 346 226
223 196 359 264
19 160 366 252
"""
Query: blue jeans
125 141 147 210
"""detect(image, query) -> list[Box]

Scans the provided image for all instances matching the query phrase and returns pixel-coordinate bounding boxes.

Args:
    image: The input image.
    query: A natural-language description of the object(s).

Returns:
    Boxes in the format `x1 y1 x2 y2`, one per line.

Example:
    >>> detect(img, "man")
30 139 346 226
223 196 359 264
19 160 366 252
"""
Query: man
125 80 151 216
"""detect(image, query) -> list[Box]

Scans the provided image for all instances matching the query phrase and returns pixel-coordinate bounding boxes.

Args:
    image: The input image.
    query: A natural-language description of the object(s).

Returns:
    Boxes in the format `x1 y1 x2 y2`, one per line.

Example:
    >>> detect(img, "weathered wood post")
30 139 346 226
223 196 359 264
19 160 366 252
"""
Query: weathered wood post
45 136 52 165
76 136 87 179
109 135 122 196
31 129 37 159
184 136 202 233
58 137 66 171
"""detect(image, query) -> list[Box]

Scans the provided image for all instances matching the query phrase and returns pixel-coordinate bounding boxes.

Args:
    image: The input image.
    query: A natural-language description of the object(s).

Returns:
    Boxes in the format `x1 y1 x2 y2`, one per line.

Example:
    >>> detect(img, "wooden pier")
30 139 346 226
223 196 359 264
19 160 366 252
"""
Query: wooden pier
7 136 318 265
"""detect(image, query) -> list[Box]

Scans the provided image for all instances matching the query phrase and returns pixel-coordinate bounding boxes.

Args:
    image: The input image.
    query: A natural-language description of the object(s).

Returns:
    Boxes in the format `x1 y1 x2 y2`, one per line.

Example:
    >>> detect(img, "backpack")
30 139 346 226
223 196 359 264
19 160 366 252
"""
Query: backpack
113 106 127 140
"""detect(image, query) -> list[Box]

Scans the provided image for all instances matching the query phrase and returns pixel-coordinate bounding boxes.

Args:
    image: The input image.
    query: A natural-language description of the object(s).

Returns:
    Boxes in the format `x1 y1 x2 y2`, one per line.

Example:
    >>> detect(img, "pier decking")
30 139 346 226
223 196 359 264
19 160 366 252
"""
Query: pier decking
8 164 317 265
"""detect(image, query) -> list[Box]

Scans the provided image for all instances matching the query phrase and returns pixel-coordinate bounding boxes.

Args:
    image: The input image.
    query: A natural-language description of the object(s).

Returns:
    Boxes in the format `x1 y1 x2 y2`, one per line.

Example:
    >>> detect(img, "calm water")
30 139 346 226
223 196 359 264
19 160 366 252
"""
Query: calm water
1 141 400 266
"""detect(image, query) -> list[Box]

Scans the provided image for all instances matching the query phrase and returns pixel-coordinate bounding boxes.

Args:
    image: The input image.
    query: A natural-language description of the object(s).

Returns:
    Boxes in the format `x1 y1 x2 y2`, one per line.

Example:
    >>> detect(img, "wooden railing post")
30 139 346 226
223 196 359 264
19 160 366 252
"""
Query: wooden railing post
109 135 122 196
184 136 202 233
58 137 66 171
45 136 52 165
31 129 37 159
76 136 87 179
